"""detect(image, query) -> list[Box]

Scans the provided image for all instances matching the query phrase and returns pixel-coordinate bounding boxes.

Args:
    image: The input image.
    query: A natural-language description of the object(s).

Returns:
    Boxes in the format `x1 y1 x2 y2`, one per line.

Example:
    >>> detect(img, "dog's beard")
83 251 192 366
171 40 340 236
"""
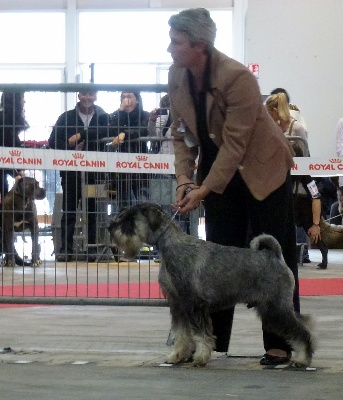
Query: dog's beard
111 229 143 259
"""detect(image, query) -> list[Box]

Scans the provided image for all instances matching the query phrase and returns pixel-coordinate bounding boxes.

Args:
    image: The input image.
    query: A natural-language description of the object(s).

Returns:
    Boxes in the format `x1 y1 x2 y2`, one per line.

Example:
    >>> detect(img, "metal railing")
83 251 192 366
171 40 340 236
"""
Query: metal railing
0 83 196 306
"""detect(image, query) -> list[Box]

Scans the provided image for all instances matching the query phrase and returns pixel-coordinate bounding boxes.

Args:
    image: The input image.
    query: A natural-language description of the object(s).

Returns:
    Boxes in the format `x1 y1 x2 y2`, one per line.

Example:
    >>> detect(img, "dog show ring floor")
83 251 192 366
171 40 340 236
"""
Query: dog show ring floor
0 247 342 399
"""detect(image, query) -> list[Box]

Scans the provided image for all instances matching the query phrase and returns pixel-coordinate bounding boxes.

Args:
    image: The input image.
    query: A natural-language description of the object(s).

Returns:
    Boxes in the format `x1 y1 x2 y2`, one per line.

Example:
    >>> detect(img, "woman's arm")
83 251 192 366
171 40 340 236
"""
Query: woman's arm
307 198 322 243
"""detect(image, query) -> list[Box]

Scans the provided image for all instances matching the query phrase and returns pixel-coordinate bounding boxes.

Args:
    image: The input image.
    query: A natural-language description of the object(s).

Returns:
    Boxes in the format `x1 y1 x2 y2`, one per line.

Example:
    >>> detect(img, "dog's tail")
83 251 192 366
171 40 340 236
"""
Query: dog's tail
250 234 283 260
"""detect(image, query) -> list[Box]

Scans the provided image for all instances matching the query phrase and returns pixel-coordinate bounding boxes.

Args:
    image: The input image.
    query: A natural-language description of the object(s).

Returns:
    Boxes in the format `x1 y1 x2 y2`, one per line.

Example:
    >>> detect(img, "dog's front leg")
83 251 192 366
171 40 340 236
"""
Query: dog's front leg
189 308 215 367
30 222 42 267
166 303 195 364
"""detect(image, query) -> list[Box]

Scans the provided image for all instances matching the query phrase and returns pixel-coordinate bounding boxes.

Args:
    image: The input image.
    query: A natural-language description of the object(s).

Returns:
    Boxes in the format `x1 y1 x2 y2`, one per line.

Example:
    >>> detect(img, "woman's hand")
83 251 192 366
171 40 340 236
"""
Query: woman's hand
149 108 158 123
307 224 321 244
172 177 210 214
120 97 131 112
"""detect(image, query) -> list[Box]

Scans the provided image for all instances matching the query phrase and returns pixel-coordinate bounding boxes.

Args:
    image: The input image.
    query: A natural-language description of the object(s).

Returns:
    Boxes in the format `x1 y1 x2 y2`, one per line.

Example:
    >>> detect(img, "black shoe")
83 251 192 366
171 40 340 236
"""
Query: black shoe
302 258 312 264
87 254 97 262
260 352 291 366
56 254 72 262
86 248 97 262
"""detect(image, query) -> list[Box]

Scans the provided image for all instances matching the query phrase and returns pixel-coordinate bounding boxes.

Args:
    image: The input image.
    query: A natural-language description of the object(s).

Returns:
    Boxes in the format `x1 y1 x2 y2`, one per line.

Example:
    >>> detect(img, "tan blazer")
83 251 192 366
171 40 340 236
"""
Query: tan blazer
168 48 294 201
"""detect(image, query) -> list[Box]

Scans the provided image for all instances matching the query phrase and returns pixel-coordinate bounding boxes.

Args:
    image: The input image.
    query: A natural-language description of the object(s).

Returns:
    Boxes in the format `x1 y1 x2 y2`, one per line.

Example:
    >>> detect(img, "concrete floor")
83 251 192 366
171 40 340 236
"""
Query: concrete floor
0 248 342 399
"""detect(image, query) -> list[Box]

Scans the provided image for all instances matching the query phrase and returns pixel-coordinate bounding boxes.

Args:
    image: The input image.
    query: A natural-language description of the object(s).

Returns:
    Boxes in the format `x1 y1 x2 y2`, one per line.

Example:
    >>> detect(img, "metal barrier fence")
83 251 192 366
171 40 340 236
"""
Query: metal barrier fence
0 83 204 305
0 84 340 305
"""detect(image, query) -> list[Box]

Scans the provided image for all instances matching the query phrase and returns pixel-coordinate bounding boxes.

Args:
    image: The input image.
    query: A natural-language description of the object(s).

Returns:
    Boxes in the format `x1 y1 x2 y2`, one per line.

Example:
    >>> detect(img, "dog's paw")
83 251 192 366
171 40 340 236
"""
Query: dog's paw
31 259 42 267
192 356 209 367
167 347 196 365
166 351 184 364
289 359 309 368
290 353 311 368
192 349 211 367
5 260 16 268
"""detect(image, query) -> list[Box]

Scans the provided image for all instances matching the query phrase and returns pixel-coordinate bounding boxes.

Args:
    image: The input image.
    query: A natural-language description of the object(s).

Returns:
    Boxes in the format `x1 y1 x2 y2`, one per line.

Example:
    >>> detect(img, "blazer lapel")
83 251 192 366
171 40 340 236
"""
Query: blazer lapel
175 70 197 136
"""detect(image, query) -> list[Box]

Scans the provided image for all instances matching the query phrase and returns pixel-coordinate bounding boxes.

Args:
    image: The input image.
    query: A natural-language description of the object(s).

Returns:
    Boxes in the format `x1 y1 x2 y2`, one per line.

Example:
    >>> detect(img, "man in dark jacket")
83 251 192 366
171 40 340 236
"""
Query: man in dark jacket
69 91 150 207
48 91 106 262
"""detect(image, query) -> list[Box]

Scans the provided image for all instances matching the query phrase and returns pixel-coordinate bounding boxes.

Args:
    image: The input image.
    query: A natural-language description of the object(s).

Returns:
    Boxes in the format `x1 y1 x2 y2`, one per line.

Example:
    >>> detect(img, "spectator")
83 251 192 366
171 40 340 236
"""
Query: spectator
266 92 311 261
265 93 308 156
148 94 173 154
48 91 106 262
148 94 189 236
269 88 313 262
72 92 150 207
168 8 298 366
0 92 27 200
270 88 308 136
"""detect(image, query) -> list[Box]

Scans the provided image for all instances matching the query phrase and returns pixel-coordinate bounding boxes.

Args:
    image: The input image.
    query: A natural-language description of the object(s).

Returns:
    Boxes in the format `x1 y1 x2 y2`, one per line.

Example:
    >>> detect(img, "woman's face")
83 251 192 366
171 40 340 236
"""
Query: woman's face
120 93 138 113
167 28 199 68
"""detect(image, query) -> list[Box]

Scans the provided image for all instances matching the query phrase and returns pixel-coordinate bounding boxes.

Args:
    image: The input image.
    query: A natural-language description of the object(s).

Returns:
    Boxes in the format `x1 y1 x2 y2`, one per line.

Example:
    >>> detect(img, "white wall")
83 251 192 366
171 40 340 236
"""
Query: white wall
245 0 343 157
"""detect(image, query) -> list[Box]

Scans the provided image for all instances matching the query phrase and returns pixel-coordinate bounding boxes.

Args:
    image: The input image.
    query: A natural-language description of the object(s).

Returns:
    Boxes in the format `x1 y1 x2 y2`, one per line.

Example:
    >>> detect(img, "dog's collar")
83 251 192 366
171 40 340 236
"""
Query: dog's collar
17 194 32 209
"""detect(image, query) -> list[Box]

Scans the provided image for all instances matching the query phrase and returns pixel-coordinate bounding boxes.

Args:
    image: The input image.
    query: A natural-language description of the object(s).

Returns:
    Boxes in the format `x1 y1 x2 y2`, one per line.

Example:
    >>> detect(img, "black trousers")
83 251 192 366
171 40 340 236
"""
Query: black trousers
60 171 96 254
203 171 299 353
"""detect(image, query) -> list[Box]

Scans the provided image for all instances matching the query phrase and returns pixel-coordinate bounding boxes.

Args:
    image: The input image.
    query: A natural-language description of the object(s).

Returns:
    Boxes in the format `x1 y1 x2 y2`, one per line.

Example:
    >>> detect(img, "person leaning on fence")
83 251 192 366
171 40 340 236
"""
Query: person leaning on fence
288 143 329 269
168 7 299 366
265 93 308 156
265 92 311 261
48 91 106 262
148 94 189 236
270 88 308 137
148 94 173 154
269 88 312 263
70 91 150 208
0 92 27 202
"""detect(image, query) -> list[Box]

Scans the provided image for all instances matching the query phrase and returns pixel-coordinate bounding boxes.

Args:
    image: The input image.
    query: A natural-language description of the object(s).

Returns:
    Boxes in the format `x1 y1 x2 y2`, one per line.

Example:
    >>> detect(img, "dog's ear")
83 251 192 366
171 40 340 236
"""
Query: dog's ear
120 209 137 236
145 206 163 231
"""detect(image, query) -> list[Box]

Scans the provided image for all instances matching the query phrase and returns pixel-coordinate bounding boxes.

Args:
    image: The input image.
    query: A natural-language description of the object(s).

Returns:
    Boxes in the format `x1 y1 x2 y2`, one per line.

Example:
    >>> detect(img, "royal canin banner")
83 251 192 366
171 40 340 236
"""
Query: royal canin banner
0 147 343 176
0 147 174 174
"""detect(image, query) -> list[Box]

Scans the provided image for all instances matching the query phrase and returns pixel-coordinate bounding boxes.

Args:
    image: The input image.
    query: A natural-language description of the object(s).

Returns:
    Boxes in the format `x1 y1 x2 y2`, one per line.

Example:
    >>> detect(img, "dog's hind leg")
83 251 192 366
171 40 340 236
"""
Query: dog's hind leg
289 314 316 367
259 304 315 367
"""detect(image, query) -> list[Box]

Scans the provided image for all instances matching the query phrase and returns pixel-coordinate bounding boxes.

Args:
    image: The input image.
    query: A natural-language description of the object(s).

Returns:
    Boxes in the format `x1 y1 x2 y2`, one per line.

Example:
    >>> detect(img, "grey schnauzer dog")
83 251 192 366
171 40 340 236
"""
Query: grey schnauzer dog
108 203 315 367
